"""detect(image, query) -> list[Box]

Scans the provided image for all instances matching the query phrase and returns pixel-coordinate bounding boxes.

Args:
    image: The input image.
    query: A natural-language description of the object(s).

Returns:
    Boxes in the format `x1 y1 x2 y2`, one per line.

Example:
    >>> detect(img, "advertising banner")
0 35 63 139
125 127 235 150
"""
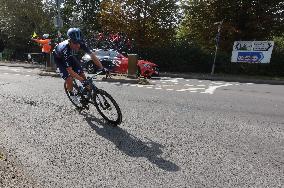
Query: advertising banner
231 41 274 63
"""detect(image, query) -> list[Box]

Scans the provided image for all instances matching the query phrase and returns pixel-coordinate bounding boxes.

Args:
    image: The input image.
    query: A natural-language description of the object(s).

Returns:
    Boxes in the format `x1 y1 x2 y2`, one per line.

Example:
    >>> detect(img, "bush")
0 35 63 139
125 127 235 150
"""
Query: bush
137 42 212 73
134 40 284 77
2 49 14 60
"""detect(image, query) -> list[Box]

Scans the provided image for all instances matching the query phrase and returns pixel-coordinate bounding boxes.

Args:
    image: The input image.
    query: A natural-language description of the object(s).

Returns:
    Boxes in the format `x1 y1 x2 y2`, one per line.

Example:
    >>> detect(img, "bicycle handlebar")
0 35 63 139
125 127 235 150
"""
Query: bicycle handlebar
87 70 111 80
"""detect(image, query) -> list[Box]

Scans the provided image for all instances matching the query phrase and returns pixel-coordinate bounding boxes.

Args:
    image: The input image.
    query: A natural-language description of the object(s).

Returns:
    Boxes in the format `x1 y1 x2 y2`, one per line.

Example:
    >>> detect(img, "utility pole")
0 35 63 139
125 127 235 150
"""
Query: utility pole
211 20 223 75
55 0 63 30
51 0 63 71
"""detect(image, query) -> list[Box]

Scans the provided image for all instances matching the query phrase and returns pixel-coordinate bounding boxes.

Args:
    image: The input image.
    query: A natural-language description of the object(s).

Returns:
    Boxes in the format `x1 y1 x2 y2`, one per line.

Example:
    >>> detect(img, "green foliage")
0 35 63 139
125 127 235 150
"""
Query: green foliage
0 0 53 59
178 0 284 52
61 0 101 38
0 0 283 76
100 0 179 48
137 42 212 73
274 35 284 53
2 48 14 60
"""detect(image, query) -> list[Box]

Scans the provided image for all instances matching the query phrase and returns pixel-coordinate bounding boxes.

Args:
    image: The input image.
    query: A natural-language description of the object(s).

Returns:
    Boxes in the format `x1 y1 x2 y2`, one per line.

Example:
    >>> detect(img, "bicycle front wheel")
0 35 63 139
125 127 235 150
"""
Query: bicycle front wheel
64 82 83 109
93 89 122 126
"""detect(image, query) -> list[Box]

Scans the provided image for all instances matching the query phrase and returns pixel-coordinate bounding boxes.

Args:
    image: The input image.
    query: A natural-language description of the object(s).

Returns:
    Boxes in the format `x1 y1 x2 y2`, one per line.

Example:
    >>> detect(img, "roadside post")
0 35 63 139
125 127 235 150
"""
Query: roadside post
211 20 223 75
51 0 64 72
0 52 2 61
127 54 138 78
54 0 63 30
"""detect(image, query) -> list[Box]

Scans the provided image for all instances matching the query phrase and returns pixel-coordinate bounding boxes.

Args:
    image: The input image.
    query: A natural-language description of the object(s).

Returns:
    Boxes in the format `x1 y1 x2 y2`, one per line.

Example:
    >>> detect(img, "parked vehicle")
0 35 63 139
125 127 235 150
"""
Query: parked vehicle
82 49 159 78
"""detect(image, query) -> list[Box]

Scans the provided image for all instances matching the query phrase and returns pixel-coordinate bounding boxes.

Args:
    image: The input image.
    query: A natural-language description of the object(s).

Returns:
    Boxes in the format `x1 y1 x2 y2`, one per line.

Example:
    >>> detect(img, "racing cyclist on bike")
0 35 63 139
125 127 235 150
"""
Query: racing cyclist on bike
53 28 106 104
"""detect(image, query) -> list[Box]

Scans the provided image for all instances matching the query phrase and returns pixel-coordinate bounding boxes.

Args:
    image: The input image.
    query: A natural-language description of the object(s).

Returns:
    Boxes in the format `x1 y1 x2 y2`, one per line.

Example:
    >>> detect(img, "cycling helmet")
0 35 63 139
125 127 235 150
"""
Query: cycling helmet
67 28 83 43
42 34 49 39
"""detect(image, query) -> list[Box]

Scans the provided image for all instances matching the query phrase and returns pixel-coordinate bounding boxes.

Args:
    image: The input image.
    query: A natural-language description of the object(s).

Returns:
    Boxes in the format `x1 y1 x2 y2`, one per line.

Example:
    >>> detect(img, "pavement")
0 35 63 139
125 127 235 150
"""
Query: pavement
1 60 284 85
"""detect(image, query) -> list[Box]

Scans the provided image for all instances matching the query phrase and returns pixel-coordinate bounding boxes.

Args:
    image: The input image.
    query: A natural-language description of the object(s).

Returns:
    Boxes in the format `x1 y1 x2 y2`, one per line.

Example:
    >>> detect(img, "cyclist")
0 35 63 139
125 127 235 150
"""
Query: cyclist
53 28 105 104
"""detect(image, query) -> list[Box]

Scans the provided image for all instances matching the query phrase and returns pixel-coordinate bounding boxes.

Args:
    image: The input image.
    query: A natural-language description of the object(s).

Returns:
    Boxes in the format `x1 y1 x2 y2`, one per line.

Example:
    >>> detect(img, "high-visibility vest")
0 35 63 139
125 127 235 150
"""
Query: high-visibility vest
33 39 52 53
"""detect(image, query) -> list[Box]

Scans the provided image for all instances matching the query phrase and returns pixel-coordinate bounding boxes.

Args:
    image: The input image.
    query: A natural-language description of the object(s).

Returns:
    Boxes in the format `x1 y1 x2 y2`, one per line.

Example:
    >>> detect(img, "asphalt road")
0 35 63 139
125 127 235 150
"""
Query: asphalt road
0 65 283 187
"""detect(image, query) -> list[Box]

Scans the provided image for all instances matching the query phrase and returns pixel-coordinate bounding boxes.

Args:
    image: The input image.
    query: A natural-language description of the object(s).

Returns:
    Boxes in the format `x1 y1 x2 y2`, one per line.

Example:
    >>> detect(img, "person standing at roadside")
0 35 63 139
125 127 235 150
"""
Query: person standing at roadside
32 34 52 66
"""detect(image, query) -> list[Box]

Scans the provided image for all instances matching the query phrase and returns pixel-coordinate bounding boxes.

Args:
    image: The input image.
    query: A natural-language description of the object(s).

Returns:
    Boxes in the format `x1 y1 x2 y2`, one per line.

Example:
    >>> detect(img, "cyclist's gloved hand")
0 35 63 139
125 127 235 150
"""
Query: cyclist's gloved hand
98 67 109 74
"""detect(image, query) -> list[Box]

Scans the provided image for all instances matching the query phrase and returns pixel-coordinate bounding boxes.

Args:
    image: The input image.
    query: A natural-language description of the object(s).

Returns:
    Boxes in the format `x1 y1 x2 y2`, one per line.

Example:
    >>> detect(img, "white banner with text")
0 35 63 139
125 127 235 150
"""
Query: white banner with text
231 41 274 63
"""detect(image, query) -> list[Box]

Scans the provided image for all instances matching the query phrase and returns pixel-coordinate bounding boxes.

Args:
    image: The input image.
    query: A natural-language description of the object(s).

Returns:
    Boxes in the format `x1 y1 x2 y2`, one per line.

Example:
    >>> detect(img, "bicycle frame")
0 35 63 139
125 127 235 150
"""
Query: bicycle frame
72 71 104 107
66 70 122 125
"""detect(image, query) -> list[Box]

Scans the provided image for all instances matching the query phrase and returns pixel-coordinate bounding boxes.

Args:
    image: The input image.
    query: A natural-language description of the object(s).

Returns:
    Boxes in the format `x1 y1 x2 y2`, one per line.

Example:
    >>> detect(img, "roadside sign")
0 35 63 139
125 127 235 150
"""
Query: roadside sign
54 16 63 28
231 41 274 63
236 52 264 63
253 41 273 51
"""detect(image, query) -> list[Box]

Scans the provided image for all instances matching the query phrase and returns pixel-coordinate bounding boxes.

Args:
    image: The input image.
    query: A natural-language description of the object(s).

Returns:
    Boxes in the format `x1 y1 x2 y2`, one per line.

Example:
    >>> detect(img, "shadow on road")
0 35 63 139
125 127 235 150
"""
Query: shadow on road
82 113 180 172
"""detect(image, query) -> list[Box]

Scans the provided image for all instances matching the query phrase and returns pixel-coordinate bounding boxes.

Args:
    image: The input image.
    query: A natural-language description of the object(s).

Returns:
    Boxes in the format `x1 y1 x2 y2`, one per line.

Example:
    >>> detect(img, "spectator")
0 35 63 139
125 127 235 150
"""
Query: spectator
32 34 52 66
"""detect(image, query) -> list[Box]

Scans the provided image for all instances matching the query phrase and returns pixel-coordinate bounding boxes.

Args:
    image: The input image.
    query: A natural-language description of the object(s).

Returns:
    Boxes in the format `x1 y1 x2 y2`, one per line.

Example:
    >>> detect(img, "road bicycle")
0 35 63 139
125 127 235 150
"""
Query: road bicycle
64 71 122 126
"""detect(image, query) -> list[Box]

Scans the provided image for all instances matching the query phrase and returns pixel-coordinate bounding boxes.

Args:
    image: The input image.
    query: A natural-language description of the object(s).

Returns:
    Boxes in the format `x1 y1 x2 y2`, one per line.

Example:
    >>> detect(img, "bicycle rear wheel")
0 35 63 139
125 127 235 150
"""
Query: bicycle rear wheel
93 89 122 126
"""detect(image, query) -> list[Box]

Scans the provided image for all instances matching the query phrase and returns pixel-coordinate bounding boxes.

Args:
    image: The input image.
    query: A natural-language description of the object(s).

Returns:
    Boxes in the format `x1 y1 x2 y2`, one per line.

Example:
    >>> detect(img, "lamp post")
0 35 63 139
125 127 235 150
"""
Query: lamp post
49 0 63 71
55 0 63 29
211 20 223 75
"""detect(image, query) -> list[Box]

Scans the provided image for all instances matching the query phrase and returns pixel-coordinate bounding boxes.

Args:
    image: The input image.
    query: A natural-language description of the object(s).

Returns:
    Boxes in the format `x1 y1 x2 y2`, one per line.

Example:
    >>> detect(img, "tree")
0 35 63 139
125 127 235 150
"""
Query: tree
0 0 53 58
178 0 284 51
99 0 127 33
61 0 101 38
100 0 179 48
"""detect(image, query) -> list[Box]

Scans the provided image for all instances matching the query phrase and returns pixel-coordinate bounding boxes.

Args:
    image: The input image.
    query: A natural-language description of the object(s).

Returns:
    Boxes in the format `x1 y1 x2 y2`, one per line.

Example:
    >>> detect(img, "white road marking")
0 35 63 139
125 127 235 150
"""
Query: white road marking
105 78 237 95
1 72 35 77
201 83 233 94
10 68 21 72
160 84 174 87
160 78 180 83
184 84 194 87
212 82 224 85
176 88 205 92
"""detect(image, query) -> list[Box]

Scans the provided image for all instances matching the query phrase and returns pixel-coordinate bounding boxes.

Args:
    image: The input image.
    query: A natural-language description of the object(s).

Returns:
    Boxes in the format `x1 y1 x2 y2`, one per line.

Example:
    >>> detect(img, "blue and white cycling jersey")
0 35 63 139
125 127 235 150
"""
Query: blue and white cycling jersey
53 40 92 79
53 40 92 67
